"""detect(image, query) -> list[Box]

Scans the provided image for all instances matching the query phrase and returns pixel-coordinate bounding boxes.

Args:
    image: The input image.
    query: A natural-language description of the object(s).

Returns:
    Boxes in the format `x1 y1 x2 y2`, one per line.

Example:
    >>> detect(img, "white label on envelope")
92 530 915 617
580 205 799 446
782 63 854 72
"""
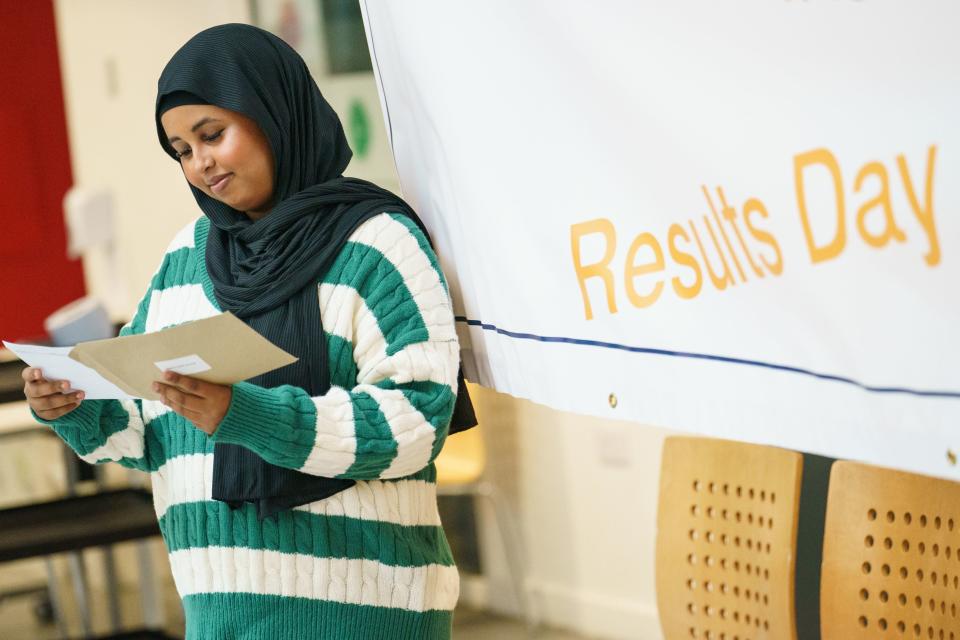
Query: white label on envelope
154 354 212 376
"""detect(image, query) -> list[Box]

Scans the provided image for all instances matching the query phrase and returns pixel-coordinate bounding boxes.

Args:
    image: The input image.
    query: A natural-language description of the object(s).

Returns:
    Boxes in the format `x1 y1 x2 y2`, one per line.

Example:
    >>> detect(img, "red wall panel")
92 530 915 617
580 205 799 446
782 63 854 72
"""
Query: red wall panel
0 0 86 342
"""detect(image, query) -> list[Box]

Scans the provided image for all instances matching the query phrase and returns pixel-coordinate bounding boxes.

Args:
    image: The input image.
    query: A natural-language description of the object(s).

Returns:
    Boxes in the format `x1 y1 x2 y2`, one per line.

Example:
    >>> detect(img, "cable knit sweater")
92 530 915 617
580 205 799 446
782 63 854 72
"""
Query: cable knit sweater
33 212 460 639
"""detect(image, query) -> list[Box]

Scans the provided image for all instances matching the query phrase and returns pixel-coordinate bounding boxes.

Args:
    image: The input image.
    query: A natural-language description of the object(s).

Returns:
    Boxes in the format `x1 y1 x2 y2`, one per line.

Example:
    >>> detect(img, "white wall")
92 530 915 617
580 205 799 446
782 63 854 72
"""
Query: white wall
53 0 253 320
466 383 671 640
52 4 671 638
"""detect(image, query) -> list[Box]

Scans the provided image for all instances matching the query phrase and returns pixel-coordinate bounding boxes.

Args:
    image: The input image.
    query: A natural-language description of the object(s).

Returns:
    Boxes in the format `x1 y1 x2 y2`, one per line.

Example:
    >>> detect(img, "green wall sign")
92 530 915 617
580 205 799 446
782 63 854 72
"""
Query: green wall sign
348 98 371 159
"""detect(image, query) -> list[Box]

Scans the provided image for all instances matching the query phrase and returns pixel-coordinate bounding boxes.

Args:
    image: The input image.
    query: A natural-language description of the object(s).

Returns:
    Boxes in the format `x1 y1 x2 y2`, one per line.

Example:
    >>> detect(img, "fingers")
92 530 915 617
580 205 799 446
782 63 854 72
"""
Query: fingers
21 367 84 418
154 374 228 436
22 367 54 395
154 382 203 417
26 378 74 399
35 402 82 421
23 368 77 400
160 371 205 397
34 391 84 412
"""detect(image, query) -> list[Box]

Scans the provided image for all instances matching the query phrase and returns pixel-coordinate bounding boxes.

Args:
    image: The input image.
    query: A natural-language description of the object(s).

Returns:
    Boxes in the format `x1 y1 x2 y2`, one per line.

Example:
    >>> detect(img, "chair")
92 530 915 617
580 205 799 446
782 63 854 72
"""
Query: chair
655 436 803 640
434 417 535 627
820 461 960 639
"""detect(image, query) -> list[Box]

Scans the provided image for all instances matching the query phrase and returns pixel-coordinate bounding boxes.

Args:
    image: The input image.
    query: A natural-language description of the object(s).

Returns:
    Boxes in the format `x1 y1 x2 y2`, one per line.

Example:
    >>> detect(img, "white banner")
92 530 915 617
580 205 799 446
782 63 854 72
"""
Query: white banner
360 1 960 480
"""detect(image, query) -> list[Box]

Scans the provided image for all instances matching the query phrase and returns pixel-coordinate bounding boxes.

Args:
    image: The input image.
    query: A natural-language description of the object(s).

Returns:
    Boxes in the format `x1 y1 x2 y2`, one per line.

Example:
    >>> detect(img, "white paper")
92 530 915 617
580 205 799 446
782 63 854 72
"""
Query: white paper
3 341 133 400
154 354 211 376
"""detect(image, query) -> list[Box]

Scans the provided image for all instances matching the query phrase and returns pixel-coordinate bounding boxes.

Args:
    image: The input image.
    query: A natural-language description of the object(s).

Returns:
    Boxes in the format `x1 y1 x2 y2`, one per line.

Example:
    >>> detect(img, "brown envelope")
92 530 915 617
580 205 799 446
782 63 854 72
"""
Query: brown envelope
68 312 297 401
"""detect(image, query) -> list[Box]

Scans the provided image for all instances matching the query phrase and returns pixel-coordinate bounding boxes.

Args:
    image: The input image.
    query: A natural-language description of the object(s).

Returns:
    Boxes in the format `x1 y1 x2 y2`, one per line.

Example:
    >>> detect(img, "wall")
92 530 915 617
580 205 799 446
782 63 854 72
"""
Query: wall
53 0 253 320
467 383 672 639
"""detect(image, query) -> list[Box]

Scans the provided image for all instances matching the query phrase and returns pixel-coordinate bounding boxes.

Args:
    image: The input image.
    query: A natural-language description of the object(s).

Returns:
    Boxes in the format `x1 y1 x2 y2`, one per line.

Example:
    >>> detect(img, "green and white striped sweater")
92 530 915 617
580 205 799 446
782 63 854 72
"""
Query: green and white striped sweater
34 212 461 639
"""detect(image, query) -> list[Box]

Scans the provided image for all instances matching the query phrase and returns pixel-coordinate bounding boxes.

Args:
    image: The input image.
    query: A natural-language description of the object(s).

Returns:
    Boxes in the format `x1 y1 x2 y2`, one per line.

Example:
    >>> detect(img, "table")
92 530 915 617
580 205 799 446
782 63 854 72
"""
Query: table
0 400 169 639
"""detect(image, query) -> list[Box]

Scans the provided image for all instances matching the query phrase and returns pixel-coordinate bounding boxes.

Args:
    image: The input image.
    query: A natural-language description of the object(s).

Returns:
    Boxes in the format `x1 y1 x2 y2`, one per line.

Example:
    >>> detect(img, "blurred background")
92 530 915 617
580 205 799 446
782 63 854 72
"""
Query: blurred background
0 1 672 638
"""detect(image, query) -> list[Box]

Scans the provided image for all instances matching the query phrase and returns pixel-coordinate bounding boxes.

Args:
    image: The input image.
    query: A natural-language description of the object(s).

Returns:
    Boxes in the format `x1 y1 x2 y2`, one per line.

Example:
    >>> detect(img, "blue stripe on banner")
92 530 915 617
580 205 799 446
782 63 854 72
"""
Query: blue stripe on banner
455 316 960 400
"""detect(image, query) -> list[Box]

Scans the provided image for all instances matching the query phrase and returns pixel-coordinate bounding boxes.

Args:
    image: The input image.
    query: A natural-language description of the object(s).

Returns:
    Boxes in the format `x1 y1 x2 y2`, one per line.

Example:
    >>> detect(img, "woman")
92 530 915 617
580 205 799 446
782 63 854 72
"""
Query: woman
22 23 467 639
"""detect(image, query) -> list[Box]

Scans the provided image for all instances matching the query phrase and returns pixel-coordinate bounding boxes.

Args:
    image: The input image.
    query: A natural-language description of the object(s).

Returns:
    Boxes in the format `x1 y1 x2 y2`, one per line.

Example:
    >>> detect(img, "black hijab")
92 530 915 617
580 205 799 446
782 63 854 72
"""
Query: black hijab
155 23 475 519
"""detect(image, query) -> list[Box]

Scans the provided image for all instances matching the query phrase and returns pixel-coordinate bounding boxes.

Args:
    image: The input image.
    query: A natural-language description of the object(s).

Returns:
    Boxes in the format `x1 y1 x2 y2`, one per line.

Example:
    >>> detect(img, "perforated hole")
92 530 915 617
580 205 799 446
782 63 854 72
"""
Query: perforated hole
853 504 960 639
678 473 780 640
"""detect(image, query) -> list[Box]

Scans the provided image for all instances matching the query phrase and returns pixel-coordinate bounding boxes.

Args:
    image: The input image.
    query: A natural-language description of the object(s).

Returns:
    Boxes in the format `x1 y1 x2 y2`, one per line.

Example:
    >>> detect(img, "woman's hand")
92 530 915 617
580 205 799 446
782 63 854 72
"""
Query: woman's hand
22 367 84 420
154 371 232 436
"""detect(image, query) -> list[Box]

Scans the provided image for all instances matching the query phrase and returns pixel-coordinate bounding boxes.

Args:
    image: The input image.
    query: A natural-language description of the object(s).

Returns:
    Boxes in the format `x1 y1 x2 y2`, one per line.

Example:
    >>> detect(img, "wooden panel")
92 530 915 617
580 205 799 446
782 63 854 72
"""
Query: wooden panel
656 436 803 640
821 461 960 639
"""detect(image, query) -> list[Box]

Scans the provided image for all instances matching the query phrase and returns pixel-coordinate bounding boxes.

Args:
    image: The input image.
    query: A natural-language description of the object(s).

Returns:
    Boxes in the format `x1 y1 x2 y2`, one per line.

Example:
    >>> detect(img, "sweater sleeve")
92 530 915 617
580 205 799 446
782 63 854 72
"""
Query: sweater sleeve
210 212 459 481
29 228 188 472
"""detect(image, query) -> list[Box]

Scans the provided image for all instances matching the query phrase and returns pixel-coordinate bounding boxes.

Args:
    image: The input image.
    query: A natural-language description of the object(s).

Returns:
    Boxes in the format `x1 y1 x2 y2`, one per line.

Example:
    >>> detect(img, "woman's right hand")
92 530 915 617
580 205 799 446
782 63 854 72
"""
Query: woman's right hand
22 367 85 420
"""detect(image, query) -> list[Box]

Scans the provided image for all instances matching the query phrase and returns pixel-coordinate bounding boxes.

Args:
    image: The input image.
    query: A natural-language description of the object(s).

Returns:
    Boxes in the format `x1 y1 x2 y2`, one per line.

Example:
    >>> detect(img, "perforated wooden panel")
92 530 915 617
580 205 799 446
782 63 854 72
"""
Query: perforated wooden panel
821 461 960 640
655 437 802 640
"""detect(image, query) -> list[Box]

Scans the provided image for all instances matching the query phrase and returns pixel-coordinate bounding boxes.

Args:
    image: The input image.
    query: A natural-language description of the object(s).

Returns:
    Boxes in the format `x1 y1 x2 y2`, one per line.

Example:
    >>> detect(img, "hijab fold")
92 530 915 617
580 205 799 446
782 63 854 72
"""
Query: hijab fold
156 24 475 519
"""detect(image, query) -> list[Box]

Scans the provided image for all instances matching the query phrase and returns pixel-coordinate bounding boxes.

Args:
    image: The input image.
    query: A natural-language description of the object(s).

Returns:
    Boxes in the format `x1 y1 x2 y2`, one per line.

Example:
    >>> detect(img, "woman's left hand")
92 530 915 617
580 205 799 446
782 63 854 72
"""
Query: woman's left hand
154 371 232 436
